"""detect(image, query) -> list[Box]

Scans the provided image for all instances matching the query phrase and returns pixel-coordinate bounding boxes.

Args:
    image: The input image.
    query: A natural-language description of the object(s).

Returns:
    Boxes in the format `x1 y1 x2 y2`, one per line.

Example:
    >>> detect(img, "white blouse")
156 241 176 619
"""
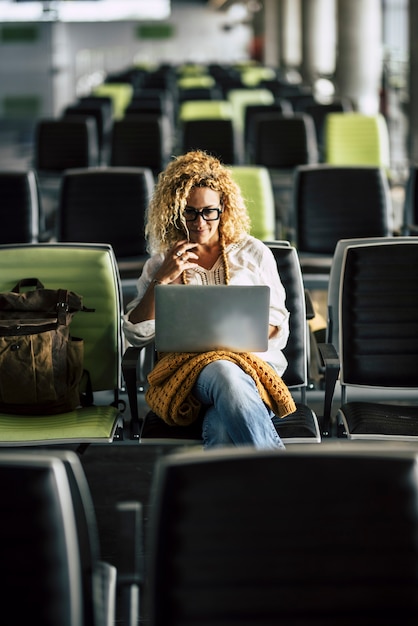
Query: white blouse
123 235 290 375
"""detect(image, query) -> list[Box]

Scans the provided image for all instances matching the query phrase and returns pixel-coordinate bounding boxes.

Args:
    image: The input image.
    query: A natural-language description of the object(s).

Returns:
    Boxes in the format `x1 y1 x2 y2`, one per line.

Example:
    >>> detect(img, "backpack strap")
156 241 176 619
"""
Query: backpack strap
56 289 70 325
11 278 44 293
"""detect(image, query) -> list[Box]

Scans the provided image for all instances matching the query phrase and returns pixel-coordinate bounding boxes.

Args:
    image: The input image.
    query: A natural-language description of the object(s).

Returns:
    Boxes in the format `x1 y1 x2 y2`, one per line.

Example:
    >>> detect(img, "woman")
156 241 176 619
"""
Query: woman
123 150 295 449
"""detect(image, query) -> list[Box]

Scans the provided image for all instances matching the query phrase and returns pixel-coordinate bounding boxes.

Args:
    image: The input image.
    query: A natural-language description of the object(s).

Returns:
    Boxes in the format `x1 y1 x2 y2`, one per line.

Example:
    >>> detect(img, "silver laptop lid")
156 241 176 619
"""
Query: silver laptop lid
155 284 270 353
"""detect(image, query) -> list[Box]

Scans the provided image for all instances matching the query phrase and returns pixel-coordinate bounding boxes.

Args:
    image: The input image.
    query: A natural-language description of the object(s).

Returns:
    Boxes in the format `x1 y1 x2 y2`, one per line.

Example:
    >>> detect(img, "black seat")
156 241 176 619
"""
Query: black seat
321 239 418 439
0 169 42 243
123 242 322 442
144 444 418 625
110 114 173 178
56 166 154 279
34 116 100 234
292 164 392 284
34 116 99 174
63 98 114 164
0 449 116 626
250 112 318 168
244 101 293 156
180 118 242 165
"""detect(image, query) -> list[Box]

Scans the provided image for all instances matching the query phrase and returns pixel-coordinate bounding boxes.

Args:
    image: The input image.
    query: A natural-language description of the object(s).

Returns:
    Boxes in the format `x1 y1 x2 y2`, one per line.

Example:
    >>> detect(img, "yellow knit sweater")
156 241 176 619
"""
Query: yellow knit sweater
145 351 296 426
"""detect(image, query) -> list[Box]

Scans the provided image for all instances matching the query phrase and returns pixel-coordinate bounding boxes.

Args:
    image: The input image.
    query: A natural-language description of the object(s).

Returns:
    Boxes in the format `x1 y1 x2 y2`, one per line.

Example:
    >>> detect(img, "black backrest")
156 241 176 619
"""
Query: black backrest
0 170 39 243
340 241 418 387
252 113 318 168
178 86 223 103
266 243 306 389
110 114 172 176
63 102 111 154
57 166 154 258
148 445 418 625
244 102 293 148
35 117 99 173
294 165 391 254
181 118 239 165
0 451 85 625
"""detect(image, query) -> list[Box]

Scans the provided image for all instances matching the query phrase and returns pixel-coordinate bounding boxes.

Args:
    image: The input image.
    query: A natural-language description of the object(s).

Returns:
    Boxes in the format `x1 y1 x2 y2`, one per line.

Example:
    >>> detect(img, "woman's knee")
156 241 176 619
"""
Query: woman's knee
202 360 249 387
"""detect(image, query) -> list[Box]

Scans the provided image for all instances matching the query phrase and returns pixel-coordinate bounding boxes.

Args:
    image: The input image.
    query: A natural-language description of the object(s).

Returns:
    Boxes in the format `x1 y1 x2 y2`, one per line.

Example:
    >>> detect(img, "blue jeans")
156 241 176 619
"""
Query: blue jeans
192 360 285 450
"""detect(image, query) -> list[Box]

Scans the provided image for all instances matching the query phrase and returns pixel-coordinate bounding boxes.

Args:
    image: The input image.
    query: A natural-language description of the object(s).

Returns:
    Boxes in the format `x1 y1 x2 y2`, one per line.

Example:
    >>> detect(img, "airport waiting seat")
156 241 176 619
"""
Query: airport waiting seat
0 449 117 626
0 243 124 445
317 236 408 434
244 101 293 154
91 83 133 119
123 242 322 443
292 165 392 281
321 239 418 440
109 114 173 178
178 85 224 103
125 89 176 131
326 237 412 354
228 165 276 240
0 169 41 243
178 99 234 122
227 87 275 135
247 112 318 239
63 98 113 164
249 112 318 168
239 65 277 87
34 117 100 234
177 75 216 90
324 112 391 170
57 167 154 279
34 117 99 174
180 118 241 165
145 444 418 625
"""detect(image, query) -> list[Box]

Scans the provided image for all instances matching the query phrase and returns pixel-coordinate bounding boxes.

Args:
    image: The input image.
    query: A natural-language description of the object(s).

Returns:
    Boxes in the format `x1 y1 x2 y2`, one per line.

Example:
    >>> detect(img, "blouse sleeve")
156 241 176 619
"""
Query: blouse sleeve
122 254 163 347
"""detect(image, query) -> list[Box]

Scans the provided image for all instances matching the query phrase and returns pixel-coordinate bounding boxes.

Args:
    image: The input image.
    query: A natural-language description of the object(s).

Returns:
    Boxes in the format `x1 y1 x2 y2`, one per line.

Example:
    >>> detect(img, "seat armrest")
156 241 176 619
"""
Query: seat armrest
114 501 143 626
317 343 340 437
122 346 144 439
304 288 315 320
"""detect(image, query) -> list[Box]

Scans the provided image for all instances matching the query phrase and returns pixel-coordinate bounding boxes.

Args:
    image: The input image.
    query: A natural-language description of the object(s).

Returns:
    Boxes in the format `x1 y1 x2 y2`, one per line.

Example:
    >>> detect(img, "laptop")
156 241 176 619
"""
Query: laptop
154 284 270 353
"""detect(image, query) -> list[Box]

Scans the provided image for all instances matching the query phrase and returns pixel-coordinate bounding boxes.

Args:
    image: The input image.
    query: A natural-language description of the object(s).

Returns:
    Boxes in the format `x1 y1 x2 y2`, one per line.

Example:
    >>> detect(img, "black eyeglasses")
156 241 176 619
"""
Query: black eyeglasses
184 208 222 222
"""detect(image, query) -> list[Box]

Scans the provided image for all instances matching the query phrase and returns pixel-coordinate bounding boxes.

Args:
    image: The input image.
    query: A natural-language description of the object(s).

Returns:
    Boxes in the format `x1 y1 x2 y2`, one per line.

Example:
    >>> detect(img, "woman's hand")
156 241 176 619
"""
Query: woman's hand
128 241 199 324
153 240 199 285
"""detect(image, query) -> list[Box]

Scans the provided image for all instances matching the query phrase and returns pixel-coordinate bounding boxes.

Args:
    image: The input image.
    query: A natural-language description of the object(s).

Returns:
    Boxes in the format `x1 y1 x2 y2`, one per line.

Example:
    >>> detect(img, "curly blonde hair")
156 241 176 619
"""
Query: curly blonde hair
145 150 251 254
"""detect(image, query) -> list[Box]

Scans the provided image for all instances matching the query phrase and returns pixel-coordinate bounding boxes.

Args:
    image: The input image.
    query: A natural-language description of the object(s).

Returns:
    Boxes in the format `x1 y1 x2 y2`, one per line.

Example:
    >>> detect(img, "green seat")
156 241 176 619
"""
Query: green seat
324 112 390 169
227 88 275 134
228 165 276 240
92 83 134 119
178 99 233 122
0 243 124 445
177 75 216 89
240 66 277 87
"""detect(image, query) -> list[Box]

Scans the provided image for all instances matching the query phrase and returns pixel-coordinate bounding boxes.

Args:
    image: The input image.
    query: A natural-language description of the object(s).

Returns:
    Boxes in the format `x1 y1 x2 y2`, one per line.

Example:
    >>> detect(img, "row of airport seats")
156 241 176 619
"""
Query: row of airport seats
3 159 407 287
3 158 417 299
0 236 416 445
5 440 418 625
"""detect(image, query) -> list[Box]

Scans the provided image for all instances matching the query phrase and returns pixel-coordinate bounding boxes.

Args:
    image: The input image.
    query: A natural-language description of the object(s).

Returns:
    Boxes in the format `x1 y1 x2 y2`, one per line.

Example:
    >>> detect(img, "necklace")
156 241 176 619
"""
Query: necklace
182 239 230 285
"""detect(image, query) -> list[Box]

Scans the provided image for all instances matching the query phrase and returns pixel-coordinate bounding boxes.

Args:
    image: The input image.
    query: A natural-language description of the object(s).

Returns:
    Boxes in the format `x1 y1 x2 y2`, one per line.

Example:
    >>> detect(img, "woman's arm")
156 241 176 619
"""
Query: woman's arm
127 241 199 324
